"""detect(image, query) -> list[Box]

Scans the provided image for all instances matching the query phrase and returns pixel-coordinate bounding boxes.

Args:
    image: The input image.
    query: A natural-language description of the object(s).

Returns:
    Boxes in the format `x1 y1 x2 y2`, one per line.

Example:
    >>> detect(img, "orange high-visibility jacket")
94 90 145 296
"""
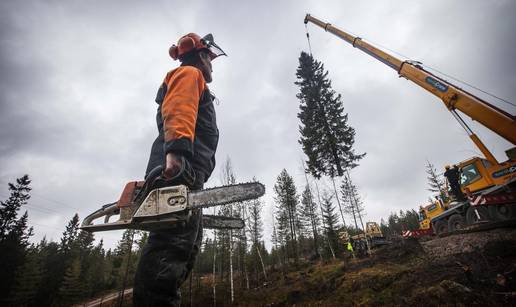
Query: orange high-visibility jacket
162 66 206 151
149 65 219 183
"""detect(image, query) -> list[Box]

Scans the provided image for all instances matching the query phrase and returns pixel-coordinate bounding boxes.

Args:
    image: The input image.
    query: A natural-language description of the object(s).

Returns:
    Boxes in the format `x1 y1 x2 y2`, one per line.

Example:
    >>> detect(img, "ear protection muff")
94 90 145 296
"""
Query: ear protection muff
169 35 197 60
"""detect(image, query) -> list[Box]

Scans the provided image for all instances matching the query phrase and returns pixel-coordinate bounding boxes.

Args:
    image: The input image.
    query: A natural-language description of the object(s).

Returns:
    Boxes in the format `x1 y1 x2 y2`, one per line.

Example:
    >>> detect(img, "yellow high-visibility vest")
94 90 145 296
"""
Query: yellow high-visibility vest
347 242 353 252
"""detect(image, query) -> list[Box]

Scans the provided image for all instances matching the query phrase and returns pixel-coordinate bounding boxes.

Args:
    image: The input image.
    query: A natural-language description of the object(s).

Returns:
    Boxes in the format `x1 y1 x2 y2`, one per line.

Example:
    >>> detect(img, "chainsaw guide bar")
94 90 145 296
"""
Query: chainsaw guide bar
81 182 265 232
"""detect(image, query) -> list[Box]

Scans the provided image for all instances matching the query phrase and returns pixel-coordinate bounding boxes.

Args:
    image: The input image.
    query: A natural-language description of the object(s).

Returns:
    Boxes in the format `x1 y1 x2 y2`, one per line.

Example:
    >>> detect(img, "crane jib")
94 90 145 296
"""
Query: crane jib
425 76 449 92
359 46 399 70
351 40 399 71
305 14 516 145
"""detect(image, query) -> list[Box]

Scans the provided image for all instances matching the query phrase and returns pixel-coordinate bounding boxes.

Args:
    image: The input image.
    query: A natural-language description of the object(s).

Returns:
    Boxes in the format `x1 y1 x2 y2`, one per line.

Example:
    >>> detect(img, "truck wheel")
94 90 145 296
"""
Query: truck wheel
466 206 489 224
488 204 514 221
448 214 465 232
434 220 448 235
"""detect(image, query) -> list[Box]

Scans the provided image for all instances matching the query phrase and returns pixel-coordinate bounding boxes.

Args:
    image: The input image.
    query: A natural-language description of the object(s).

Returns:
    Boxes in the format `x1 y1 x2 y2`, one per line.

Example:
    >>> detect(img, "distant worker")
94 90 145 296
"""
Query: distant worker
347 241 355 258
443 165 466 201
133 33 226 307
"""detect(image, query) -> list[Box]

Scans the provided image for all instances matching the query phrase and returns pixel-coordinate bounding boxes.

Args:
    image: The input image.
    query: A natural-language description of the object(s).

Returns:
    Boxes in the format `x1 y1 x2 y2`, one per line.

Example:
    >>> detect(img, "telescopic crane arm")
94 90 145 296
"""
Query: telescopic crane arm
304 14 516 164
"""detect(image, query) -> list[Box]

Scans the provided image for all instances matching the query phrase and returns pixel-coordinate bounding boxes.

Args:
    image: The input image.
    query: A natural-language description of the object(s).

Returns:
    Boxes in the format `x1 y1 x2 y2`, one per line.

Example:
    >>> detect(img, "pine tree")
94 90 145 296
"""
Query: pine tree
84 239 107 297
320 192 341 257
114 229 137 284
0 175 32 239
248 199 263 249
76 229 95 296
299 185 321 258
34 238 61 306
57 258 85 306
46 214 87 305
270 209 283 268
381 209 421 235
295 52 365 179
247 198 267 283
397 209 420 231
218 157 237 303
0 175 34 301
104 249 117 289
60 213 80 256
136 231 149 254
387 212 402 235
340 175 365 230
9 246 44 306
234 200 249 289
274 169 300 264
77 229 94 257
380 218 390 236
425 160 448 201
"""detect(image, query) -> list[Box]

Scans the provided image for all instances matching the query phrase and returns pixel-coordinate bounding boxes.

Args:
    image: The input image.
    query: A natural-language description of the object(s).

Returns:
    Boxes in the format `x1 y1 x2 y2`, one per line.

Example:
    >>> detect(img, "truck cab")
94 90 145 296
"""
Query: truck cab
419 199 447 230
459 156 516 194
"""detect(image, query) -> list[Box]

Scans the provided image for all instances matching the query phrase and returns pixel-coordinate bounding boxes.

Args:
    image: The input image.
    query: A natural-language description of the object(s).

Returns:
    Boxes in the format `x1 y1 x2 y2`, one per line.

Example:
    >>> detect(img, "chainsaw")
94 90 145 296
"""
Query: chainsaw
81 175 265 232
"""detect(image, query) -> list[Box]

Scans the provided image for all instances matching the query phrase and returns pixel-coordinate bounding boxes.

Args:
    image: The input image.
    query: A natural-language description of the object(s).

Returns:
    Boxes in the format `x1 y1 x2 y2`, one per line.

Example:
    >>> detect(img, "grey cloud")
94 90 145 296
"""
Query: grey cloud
1 0 514 249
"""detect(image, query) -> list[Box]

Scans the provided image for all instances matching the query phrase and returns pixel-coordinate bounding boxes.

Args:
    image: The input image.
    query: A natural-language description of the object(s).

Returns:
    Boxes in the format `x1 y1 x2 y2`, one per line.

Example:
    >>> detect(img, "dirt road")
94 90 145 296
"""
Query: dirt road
74 288 133 307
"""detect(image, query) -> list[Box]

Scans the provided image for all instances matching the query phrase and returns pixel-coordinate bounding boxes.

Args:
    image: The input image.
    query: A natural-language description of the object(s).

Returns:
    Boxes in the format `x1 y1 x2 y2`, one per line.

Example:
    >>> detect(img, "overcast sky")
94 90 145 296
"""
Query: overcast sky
1 0 515 249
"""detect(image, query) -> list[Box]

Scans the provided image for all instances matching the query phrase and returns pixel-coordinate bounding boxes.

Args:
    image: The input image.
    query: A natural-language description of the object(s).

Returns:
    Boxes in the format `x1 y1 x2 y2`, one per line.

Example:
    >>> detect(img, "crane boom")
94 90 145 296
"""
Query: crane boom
304 14 516 163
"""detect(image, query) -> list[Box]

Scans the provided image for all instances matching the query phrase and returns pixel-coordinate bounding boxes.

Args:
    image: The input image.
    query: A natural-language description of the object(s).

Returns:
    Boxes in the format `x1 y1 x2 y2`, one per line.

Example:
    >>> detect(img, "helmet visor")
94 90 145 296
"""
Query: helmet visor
202 34 227 60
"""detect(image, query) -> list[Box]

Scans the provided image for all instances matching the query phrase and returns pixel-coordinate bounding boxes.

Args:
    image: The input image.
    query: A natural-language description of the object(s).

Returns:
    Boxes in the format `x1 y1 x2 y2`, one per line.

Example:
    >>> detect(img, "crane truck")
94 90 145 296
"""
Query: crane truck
339 222 390 256
304 14 516 235
401 199 448 238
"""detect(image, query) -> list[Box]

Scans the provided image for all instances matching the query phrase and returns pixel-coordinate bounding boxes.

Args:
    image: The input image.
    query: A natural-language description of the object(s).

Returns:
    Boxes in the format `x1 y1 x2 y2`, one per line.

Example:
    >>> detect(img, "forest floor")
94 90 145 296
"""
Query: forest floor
189 227 516 307
82 226 516 306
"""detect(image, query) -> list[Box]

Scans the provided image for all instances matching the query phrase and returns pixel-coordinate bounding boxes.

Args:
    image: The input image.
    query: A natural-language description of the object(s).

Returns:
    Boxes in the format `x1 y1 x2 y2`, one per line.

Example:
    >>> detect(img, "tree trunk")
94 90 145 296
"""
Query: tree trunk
309 204 321 260
301 161 322 260
189 269 193 307
331 176 346 227
212 230 217 307
229 217 234 303
286 201 298 264
346 170 370 255
271 212 283 267
117 231 134 307
256 244 267 281
241 205 250 290
350 200 359 230
343 177 359 230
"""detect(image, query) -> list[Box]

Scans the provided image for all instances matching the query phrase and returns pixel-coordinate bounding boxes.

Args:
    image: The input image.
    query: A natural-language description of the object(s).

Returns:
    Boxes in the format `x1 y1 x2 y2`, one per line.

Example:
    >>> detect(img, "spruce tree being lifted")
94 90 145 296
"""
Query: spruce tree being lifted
295 51 365 225
296 52 364 178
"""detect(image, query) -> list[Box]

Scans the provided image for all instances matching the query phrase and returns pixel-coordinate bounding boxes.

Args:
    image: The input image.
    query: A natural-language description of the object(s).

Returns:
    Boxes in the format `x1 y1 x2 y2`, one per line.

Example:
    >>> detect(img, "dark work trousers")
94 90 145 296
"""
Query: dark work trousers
134 111 205 307
133 209 203 307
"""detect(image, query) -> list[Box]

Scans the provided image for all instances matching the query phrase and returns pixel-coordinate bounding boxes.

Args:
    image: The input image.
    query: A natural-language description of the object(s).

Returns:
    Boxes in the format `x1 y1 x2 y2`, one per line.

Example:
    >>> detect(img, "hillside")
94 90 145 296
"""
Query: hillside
183 227 516 306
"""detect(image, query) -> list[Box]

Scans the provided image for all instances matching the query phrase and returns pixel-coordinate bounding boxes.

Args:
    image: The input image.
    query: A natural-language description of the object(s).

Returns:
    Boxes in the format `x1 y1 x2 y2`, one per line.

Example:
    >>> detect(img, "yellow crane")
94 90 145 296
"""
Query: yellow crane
304 14 516 234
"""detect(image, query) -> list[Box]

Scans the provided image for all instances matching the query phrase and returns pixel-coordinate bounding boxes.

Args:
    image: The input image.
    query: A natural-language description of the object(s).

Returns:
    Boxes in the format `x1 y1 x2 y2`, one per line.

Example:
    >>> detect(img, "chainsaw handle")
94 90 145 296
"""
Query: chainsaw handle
81 202 118 227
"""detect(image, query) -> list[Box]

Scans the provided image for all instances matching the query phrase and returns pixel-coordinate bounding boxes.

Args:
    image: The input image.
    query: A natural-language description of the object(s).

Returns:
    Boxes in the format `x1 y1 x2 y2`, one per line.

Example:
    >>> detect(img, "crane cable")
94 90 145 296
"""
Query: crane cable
360 36 516 110
421 65 516 109
305 23 313 57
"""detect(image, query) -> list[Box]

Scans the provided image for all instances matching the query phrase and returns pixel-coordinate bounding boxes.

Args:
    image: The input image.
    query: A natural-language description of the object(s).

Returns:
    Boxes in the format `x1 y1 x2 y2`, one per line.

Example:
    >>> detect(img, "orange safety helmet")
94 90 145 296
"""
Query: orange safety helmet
169 33 227 61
